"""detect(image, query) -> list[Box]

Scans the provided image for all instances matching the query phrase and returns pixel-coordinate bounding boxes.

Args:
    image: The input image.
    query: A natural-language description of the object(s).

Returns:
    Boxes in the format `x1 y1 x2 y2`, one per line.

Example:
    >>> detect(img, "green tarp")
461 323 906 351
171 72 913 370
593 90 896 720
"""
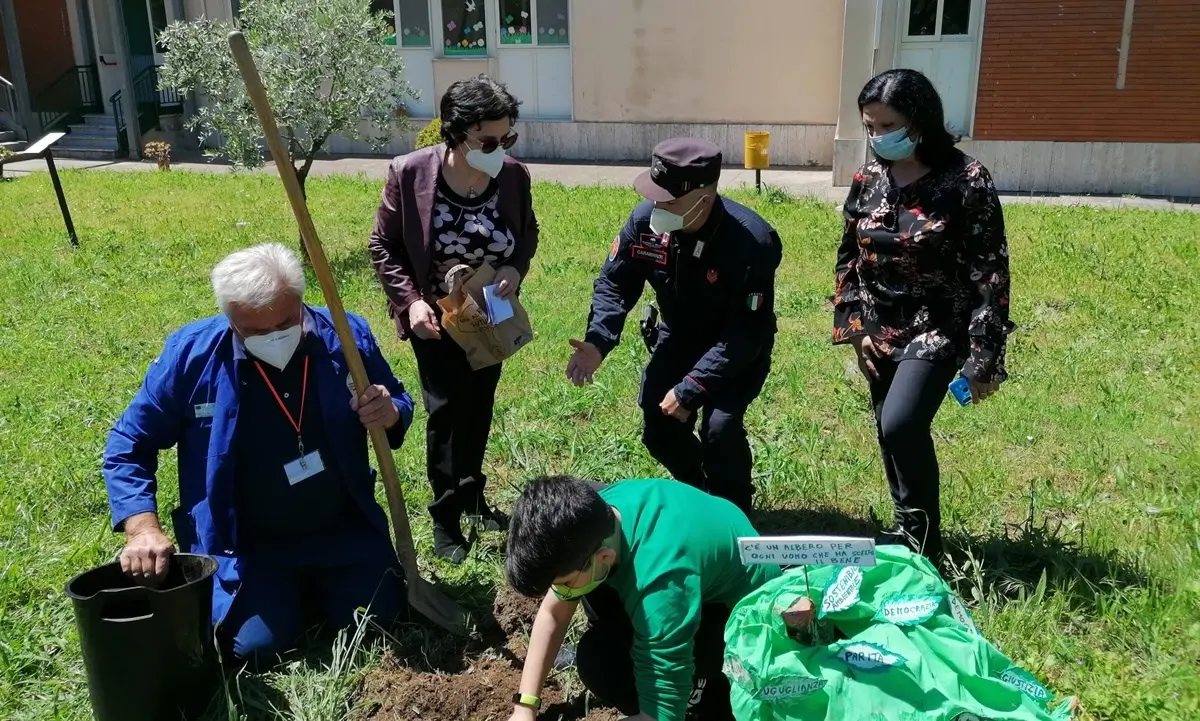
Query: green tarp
723 546 1078 721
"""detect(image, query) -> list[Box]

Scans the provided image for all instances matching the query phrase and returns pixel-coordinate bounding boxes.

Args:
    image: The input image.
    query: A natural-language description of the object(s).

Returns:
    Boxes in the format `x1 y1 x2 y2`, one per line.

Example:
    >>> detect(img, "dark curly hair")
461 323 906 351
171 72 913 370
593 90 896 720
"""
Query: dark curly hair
439 75 522 148
858 68 960 169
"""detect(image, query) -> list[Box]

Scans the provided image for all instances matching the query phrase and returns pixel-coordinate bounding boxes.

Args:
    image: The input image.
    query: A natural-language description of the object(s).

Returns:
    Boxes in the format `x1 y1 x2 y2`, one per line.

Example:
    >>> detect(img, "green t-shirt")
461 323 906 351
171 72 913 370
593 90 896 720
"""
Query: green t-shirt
598 479 780 721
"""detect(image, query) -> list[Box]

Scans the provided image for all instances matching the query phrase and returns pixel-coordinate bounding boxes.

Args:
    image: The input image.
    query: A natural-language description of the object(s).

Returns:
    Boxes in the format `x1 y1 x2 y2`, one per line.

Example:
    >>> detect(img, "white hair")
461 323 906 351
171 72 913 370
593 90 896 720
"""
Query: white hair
211 243 306 314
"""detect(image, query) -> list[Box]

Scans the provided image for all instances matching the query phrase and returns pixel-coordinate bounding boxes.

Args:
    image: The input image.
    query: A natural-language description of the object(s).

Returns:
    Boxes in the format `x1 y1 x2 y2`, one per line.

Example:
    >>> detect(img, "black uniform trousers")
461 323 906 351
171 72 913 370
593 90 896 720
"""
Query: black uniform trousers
408 332 502 528
638 331 770 514
576 585 734 721
866 355 958 558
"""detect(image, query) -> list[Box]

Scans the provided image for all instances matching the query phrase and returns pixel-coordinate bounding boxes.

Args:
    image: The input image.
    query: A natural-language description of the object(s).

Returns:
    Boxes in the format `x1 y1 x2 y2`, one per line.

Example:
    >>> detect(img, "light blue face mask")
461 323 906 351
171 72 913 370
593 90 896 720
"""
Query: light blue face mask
870 126 917 161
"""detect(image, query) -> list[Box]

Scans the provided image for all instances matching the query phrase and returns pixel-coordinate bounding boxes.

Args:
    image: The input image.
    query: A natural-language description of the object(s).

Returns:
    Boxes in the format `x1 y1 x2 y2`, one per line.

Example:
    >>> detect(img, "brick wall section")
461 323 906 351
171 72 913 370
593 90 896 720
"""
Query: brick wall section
973 0 1200 142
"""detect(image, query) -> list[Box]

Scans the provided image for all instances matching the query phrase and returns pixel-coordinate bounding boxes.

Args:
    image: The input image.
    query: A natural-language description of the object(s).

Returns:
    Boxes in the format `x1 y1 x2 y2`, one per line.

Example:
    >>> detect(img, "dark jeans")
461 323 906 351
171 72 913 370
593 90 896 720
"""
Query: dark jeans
867 356 958 557
218 533 404 668
637 332 771 513
409 332 503 528
576 585 734 721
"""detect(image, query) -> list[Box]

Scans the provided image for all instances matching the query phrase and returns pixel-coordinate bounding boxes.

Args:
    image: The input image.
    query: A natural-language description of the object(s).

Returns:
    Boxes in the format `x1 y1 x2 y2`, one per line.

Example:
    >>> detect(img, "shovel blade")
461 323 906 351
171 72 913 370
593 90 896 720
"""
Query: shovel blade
406 575 467 636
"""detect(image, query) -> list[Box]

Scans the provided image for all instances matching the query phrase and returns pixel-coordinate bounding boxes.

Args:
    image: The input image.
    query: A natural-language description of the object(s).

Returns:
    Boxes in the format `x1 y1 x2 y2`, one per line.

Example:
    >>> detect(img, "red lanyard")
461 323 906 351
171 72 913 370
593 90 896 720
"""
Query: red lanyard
254 356 309 457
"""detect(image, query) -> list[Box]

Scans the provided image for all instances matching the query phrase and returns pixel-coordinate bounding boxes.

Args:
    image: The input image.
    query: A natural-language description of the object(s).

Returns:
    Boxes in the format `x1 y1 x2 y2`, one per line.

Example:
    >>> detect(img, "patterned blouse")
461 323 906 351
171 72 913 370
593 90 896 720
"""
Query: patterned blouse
430 176 517 295
832 151 1014 383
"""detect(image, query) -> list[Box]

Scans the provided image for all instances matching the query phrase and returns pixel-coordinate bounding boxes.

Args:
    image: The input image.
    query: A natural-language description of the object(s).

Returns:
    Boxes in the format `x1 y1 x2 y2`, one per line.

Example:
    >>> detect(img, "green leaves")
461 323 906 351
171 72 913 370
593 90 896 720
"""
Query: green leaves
158 0 418 178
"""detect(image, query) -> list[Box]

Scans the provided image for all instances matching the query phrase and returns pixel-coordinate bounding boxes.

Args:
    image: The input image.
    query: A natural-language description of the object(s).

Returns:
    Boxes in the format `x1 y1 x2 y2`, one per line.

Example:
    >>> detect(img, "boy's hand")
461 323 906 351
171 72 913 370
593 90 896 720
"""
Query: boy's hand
506 708 537 721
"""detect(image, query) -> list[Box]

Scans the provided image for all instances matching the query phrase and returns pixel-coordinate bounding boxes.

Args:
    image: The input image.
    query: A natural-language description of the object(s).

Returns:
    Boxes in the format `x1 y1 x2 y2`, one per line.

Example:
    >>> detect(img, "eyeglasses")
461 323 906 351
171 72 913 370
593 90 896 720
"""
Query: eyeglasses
466 131 519 154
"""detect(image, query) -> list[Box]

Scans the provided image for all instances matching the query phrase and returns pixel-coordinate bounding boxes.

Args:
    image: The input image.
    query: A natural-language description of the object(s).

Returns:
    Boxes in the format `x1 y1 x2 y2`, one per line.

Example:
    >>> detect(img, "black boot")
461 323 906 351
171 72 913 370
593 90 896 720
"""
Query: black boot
465 487 508 533
432 521 469 565
889 507 943 563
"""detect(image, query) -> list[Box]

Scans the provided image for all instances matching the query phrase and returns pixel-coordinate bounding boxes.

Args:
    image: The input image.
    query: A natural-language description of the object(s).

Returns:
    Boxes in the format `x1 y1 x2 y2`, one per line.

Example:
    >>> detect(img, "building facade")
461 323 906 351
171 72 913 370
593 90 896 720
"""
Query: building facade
2 0 1197 195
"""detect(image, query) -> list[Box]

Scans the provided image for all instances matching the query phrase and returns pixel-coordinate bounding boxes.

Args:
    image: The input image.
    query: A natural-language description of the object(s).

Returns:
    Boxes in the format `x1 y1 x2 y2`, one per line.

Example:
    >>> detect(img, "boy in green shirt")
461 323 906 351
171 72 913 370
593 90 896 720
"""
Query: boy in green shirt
504 476 779 721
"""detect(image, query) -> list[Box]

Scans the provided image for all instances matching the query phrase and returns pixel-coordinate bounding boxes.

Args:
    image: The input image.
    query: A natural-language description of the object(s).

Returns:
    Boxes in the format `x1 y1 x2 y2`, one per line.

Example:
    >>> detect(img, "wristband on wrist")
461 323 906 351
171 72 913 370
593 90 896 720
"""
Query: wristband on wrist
512 692 541 709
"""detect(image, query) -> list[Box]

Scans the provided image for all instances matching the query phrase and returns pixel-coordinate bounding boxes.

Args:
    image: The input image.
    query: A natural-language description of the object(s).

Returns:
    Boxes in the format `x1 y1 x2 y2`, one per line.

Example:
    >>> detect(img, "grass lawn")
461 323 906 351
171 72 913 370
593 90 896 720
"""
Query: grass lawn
0 169 1197 721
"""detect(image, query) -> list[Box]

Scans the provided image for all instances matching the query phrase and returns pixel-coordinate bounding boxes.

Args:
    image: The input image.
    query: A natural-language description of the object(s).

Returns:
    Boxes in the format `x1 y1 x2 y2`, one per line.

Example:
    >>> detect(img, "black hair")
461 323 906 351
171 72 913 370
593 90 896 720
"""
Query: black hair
439 75 522 148
505 476 616 598
857 68 960 169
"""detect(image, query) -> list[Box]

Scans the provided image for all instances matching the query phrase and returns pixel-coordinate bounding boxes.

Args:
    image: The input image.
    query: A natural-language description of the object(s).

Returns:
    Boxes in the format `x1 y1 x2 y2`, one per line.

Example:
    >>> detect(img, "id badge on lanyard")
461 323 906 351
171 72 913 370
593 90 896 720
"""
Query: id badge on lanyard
254 356 324 485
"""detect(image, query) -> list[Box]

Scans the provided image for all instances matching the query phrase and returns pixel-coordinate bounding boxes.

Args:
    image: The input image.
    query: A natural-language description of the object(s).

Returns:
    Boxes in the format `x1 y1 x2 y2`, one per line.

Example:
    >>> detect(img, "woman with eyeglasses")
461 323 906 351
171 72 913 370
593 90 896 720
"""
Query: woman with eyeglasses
370 75 538 563
832 68 1014 561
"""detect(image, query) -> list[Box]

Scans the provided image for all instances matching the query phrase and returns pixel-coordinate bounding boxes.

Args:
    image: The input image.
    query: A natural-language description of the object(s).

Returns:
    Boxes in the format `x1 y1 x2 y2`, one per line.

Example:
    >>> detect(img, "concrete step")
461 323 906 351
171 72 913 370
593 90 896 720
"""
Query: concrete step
66 124 118 139
1 140 27 154
82 113 118 128
54 147 118 161
0 130 17 143
58 134 120 151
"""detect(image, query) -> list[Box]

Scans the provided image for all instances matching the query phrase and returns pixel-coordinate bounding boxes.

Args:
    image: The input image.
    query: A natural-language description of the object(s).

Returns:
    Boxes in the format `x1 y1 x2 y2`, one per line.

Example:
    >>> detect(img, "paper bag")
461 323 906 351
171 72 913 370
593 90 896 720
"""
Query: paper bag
436 263 534 370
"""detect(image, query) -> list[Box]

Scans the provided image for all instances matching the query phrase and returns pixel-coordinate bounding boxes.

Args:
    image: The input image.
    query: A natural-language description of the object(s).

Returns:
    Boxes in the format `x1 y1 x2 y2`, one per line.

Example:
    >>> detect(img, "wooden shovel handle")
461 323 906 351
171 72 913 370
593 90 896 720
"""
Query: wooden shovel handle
226 31 420 575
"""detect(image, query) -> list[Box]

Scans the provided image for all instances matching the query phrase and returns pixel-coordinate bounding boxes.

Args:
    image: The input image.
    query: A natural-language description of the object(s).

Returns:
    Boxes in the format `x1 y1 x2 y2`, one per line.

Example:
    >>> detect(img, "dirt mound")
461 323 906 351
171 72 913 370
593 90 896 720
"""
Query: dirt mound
492 586 542 638
357 655 621 721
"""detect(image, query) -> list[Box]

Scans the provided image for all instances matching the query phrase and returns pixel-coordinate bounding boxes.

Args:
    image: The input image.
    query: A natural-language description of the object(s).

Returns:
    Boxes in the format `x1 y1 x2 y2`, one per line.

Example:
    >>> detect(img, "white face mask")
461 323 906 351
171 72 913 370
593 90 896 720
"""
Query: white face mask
649 195 708 236
465 146 506 178
242 324 302 370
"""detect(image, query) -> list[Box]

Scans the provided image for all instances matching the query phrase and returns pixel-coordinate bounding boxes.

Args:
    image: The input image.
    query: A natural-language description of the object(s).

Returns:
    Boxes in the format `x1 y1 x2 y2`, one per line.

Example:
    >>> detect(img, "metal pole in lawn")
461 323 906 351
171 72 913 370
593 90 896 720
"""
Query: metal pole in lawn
45 152 79 247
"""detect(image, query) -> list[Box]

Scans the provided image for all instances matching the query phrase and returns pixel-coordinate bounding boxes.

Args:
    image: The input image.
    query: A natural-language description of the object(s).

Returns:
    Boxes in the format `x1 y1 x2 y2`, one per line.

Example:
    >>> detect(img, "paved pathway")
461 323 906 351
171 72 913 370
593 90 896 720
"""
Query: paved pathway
4 153 1197 211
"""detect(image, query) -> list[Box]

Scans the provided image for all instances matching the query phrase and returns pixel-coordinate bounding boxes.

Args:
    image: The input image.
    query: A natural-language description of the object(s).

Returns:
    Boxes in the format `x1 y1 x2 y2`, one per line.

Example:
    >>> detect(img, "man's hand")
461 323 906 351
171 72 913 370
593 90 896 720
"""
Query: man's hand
408 299 442 340
968 377 1000 404
351 384 400 429
566 339 603 386
120 513 175 586
850 335 882 380
495 265 522 299
659 389 691 422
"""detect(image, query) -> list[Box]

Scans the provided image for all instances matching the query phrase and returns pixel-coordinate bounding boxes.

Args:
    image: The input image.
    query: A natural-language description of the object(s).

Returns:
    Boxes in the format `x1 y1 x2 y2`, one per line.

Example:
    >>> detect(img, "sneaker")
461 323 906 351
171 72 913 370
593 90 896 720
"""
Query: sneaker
433 523 469 565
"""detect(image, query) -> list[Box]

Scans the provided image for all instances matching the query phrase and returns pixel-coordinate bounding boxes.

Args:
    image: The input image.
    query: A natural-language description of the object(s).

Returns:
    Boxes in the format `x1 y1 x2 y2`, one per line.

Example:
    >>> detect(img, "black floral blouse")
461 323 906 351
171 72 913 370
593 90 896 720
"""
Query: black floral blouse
832 151 1014 383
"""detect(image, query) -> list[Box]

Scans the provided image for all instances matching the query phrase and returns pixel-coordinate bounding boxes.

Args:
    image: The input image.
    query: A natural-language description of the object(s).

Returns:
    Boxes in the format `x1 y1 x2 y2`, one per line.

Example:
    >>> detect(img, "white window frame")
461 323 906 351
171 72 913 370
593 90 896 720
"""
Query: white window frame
146 0 176 65
427 0 490 58
492 0 571 50
895 0 987 138
387 0 435 49
900 0 978 42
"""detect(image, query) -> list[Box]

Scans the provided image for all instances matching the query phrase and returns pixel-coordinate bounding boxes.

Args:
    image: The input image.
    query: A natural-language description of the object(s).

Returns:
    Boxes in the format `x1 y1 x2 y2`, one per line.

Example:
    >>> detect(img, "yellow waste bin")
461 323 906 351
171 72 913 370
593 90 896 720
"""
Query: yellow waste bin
744 131 770 170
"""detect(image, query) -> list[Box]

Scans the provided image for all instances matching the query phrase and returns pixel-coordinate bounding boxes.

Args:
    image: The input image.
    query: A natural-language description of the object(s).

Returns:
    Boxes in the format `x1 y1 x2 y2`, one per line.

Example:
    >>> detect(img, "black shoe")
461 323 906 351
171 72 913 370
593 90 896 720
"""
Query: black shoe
466 491 509 533
433 523 469 565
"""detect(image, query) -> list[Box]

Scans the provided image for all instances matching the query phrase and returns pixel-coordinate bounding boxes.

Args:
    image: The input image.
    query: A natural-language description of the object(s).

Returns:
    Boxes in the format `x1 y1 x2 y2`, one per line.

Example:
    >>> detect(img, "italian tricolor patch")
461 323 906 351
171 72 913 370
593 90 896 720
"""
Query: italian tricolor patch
747 293 763 311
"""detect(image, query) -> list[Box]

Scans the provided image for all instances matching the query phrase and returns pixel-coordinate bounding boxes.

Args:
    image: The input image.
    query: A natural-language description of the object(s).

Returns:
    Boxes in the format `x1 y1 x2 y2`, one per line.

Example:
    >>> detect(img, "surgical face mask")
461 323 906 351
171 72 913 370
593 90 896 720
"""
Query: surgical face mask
649 194 709 235
242 324 302 371
552 555 610 602
465 144 506 178
870 126 917 161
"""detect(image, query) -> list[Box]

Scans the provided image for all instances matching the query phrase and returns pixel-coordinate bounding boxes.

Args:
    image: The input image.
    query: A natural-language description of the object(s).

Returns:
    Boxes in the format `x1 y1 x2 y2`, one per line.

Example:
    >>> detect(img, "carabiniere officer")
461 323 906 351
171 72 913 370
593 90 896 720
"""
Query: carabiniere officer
566 137 783 513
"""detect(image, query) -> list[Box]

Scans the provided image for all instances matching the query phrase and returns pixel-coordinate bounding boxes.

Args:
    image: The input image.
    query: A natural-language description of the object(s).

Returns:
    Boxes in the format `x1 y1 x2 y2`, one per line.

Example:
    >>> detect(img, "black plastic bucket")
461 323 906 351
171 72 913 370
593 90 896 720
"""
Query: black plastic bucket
65 553 220 721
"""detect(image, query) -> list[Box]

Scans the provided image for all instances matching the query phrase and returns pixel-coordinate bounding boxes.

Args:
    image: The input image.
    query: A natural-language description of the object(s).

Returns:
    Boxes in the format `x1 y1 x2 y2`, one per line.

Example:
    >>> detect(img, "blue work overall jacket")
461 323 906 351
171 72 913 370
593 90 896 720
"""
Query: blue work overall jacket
102 307 414 626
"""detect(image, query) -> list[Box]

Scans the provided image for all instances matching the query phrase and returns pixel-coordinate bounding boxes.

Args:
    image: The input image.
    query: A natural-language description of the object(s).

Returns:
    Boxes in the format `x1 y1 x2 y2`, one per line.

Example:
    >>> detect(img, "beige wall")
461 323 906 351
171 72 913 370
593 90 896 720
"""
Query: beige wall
432 58 492 104
570 0 844 124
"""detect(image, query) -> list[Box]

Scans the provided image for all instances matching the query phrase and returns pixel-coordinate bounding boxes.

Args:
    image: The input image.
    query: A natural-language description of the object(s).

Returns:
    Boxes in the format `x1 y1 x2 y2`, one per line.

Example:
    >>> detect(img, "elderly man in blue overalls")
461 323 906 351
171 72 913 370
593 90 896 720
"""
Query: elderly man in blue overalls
102 242 415 666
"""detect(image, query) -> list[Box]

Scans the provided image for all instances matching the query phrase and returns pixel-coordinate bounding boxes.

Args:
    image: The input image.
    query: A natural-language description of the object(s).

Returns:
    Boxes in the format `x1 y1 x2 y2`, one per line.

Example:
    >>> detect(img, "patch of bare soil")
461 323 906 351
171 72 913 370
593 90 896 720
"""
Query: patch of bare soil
357 655 621 721
355 588 620 721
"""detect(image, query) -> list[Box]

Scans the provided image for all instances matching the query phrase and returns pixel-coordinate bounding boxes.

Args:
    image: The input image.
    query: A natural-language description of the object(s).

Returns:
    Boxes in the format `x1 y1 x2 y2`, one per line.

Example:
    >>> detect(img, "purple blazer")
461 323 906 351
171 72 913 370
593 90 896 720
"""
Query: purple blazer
368 144 540 338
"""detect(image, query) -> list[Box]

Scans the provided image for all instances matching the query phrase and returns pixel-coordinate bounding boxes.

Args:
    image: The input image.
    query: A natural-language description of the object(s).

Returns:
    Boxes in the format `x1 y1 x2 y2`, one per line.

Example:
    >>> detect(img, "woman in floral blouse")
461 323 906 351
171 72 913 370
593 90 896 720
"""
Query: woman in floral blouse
832 68 1013 560
370 76 539 563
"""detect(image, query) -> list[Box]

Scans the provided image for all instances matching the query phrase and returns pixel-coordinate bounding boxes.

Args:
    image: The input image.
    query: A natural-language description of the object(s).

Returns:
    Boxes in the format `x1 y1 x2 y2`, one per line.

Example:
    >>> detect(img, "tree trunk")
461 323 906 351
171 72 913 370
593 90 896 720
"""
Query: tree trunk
295 166 310 263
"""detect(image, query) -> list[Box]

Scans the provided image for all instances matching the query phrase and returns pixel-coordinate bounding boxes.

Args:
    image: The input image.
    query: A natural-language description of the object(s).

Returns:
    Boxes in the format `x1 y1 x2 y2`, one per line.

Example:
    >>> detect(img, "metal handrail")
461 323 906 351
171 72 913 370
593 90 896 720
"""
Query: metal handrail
31 65 101 134
0 74 17 117
110 89 128 155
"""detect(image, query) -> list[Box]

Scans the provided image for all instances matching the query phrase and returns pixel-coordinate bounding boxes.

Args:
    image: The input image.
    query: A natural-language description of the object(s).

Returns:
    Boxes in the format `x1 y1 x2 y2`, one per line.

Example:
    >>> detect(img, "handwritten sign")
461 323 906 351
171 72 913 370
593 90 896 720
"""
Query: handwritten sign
738 536 877 567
